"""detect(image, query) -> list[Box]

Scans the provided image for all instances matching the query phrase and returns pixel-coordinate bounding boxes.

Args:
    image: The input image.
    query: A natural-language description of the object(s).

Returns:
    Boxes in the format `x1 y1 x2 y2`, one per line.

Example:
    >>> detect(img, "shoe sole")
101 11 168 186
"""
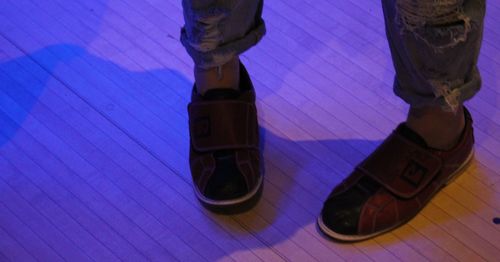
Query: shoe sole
317 149 474 242
194 175 264 214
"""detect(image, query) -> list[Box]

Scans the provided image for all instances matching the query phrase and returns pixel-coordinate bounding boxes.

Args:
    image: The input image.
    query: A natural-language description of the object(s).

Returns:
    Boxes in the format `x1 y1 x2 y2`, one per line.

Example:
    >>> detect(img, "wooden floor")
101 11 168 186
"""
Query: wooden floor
0 0 499 261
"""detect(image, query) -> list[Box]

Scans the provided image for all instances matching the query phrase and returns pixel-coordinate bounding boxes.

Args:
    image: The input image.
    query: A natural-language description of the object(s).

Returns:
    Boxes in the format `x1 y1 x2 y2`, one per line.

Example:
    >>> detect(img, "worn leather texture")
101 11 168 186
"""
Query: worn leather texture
323 108 474 236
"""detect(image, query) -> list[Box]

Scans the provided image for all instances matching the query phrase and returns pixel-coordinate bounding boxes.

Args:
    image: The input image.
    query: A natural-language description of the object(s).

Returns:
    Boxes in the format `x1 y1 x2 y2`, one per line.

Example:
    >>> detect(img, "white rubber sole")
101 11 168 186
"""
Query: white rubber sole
194 175 264 207
318 149 474 242
317 215 402 242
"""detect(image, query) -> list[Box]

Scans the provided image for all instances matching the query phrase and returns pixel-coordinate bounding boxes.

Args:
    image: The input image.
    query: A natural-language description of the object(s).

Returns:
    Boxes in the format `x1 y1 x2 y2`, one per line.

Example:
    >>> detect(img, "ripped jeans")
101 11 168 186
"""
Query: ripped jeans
181 0 486 111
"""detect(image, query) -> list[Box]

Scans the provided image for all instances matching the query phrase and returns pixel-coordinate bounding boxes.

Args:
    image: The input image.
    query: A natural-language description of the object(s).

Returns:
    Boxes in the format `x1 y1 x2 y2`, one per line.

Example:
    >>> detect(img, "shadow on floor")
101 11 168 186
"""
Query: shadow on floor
0 44 397 261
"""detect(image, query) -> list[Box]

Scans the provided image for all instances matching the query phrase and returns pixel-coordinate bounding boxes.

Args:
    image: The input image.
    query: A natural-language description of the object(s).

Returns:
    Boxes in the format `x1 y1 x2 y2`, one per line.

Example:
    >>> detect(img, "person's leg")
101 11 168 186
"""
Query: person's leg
181 0 265 94
182 0 266 211
319 0 485 241
384 0 485 149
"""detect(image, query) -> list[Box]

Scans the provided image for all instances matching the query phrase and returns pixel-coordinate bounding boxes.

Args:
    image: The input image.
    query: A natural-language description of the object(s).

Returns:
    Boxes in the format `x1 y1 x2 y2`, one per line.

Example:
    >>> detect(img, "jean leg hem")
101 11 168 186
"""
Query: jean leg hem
181 20 266 69
393 69 481 112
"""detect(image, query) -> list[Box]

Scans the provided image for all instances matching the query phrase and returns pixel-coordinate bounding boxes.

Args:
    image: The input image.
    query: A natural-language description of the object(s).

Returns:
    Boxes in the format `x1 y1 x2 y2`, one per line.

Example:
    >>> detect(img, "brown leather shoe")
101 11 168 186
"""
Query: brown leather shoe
318 108 475 241
187 63 263 212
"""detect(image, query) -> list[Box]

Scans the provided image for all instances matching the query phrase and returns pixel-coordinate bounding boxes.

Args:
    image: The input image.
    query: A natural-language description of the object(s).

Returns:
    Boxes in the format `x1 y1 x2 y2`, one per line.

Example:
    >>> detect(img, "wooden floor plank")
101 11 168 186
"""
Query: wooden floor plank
0 0 499 261
0 201 65 262
0 154 84 261
0 87 178 261
0 225 36 262
0 152 120 262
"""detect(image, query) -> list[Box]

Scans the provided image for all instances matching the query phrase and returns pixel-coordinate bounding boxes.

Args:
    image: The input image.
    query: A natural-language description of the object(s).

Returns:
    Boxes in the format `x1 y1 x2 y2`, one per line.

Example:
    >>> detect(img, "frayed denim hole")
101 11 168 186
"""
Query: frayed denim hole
395 0 471 51
429 79 463 112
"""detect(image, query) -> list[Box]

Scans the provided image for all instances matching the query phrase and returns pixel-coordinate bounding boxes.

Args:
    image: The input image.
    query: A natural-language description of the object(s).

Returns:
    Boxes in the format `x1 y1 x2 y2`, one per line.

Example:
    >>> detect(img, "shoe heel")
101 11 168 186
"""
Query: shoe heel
445 149 474 186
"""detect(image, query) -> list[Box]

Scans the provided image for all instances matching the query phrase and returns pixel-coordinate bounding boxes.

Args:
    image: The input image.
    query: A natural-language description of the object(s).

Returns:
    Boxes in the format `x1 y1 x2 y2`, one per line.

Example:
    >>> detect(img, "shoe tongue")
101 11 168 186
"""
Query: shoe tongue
202 88 240 100
396 123 429 148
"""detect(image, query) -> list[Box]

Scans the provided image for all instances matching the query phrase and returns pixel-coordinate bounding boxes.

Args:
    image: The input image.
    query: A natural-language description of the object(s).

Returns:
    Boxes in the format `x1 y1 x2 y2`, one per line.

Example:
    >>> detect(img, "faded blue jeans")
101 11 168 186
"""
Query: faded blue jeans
181 0 486 111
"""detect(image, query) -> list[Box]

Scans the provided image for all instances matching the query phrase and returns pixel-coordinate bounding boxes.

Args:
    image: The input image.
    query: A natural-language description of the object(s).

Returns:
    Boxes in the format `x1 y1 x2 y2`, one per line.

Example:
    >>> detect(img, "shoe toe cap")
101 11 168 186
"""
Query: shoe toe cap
321 195 362 235
320 178 379 236
204 151 248 201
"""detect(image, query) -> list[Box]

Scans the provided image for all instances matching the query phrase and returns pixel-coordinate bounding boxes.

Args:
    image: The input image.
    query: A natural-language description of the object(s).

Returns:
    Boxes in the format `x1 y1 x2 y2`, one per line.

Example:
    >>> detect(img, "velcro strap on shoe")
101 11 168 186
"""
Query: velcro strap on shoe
188 100 258 152
357 132 442 199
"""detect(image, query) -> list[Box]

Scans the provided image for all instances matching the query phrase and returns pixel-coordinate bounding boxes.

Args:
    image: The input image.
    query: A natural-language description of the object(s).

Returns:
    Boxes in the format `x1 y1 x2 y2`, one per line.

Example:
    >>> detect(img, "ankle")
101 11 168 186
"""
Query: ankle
195 56 240 95
406 105 465 150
